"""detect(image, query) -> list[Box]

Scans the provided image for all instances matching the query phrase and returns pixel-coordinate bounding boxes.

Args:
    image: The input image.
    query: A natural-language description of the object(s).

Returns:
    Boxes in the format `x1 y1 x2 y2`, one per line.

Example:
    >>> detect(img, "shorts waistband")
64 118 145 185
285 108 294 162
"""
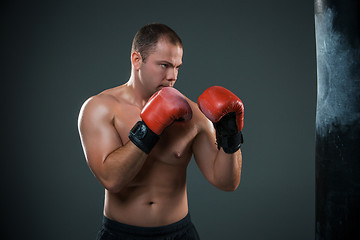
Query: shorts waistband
102 213 192 236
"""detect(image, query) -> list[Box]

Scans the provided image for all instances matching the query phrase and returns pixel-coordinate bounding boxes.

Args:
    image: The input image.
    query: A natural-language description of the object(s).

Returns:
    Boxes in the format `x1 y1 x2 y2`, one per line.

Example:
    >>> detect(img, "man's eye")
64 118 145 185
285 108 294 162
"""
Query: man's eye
161 64 167 68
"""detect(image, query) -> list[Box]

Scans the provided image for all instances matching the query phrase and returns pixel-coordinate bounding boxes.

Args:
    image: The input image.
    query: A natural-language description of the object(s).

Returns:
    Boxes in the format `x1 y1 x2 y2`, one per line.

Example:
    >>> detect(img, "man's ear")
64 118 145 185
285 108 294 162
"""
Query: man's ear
131 51 142 70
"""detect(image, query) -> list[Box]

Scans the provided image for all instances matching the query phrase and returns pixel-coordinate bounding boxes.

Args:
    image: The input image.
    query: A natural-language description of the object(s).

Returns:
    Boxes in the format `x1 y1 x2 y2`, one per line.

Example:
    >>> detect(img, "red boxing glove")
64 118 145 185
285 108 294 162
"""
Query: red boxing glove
198 86 244 153
141 87 192 135
129 87 192 153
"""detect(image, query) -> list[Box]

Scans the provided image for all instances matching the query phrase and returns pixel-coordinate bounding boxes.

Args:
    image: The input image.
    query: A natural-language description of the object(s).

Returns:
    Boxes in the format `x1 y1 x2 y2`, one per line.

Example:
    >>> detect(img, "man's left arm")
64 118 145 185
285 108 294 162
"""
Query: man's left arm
192 86 244 191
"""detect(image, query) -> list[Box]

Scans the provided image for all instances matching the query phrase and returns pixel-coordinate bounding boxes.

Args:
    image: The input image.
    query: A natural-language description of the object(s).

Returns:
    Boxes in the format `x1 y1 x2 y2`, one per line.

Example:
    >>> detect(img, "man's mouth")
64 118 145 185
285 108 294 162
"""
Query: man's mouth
159 84 172 89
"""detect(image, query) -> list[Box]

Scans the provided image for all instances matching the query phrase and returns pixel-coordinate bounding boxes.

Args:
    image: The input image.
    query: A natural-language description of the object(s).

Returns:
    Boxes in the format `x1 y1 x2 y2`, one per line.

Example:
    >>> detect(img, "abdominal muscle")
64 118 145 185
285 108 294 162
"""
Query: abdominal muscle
103 156 190 227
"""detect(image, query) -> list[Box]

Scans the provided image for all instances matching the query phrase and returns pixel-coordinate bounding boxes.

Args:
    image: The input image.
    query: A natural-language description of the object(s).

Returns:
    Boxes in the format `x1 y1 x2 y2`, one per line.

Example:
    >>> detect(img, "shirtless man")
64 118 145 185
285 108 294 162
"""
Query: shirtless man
78 23 244 240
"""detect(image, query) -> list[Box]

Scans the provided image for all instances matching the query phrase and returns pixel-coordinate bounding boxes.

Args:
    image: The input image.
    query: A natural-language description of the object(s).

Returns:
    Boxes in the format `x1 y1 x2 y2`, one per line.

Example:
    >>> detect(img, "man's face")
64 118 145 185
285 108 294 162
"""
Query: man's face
138 38 183 95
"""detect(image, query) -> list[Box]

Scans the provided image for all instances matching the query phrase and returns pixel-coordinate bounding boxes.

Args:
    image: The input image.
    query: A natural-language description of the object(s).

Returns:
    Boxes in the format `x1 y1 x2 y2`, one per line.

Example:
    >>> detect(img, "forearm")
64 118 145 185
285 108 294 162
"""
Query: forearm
213 149 242 191
99 141 148 193
196 86 244 191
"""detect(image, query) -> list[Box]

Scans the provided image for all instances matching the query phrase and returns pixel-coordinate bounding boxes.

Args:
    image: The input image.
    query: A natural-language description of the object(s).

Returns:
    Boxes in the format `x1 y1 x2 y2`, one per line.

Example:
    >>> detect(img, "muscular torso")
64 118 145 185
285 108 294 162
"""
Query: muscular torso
102 86 199 227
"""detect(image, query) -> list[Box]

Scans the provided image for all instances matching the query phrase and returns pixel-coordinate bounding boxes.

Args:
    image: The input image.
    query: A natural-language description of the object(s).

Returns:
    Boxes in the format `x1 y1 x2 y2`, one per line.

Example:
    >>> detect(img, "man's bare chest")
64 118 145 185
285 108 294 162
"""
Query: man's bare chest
113 104 197 166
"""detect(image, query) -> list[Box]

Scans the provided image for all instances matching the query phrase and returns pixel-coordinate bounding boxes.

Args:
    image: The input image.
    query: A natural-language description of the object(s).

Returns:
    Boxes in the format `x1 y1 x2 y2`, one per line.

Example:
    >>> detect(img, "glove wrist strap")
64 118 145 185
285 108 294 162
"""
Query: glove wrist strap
129 121 159 154
213 112 244 154
216 131 243 154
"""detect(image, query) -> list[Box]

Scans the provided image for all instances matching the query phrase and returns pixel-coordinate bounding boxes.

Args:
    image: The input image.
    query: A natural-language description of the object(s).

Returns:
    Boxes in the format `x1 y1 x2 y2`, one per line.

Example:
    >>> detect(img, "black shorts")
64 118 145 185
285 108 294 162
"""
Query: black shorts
96 213 200 240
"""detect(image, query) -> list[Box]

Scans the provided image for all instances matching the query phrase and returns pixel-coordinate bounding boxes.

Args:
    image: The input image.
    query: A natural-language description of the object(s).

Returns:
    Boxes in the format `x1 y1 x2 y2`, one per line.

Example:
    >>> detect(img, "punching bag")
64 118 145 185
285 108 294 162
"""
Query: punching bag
315 0 360 239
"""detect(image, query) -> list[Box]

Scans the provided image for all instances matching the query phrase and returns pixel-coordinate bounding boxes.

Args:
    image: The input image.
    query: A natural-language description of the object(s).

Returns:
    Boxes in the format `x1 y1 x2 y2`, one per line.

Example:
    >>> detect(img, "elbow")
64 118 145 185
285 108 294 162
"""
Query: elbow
215 177 240 192
105 185 122 194
102 179 123 194
220 182 239 192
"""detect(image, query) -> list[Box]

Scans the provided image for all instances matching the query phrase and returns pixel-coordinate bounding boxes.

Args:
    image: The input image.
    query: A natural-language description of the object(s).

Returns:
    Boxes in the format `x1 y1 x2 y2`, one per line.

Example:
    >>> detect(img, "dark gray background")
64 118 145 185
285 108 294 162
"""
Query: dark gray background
1 0 316 239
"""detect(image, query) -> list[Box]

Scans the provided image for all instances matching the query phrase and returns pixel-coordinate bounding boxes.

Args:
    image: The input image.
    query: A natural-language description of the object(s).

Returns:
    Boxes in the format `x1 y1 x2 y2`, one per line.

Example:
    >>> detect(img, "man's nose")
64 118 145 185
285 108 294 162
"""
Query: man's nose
166 68 178 81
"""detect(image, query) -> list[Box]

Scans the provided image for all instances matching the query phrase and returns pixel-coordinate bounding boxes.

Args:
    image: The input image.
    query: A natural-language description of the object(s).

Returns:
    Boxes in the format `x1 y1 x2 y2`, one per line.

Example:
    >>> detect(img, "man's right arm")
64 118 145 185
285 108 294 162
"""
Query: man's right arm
78 87 193 193
78 95 148 193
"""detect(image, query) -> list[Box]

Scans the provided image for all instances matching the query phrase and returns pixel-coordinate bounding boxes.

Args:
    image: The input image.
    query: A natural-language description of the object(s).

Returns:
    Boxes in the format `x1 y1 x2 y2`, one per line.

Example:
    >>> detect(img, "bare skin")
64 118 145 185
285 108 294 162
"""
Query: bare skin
78 38 242 227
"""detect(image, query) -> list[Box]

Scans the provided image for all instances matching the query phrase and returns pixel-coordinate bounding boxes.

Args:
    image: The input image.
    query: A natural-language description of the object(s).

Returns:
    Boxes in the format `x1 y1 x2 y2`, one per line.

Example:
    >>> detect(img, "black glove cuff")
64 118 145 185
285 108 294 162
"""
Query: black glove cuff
213 112 244 154
129 121 159 154
216 131 243 154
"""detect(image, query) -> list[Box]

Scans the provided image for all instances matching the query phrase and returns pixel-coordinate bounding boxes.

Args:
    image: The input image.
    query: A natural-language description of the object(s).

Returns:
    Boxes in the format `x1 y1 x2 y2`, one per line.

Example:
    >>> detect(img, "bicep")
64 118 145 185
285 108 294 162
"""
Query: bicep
78 98 122 175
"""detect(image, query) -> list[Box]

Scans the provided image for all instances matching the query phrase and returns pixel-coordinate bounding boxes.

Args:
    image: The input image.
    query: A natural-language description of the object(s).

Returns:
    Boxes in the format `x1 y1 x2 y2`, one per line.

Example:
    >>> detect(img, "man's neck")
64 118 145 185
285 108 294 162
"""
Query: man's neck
126 75 150 109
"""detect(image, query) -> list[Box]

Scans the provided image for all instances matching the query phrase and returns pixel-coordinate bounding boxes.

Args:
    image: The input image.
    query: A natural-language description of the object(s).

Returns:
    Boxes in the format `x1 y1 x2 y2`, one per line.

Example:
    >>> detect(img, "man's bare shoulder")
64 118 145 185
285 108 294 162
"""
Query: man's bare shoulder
97 85 128 104
183 95 212 132
183 96 204 118
79 85 127 122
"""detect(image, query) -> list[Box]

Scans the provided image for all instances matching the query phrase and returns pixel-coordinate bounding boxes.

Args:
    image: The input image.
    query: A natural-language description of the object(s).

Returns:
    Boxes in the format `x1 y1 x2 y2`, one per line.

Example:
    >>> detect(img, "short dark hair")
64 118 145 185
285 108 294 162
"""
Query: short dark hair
131 23 183 62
